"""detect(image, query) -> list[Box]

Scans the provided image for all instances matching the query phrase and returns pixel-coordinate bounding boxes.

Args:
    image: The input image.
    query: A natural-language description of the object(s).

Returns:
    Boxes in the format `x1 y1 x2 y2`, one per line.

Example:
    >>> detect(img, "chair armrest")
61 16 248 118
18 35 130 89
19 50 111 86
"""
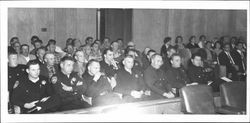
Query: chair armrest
216 106 245 114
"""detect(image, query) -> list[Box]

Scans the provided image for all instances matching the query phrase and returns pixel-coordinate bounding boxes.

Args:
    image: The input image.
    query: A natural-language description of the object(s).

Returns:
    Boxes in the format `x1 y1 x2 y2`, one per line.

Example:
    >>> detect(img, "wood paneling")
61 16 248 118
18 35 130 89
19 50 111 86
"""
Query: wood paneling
8 8 96 48
133 9 247 52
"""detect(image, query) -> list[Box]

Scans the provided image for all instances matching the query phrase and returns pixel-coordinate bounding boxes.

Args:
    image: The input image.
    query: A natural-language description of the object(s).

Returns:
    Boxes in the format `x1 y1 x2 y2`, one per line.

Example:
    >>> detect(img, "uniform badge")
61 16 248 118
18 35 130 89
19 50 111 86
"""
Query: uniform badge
72 77 76 82
135 74 138 78
51 76 57 84
13 81 19 89
42 80 46 85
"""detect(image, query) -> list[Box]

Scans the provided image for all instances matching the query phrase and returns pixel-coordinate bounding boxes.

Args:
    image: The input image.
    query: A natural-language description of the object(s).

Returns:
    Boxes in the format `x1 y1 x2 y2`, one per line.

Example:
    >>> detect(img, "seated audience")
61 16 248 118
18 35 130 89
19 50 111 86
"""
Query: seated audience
12 41 21 55
100 37 111 52
142 49 156 70
100 48 120 78
111 40 124 62
124 49 143 72
51 56 90 111
175 36 185 50
143 54 174 99
115 56 150 102
11 60 61 113
73 50 87 78
198 35 207 48
18 44 36 65
30 39 43 55
9 37 20 47
166 54 190 97
161 47 177 72
83 59 122 106
160 37 172 58
40 53 59 79
85 37 94 46
8 49 27 113
231 42 246 81
218 43 239 80
187 53 214 85
80 44 92 62
89 41 103 61
46 39 63 64
34 47 46 66
186 35 199 53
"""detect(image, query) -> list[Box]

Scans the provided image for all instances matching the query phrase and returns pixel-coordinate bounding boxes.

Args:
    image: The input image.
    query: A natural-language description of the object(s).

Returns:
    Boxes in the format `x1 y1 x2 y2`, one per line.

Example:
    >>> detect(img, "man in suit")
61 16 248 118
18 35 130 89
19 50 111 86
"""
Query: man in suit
231 42 246 81
17 44 36 65
40 53 59 79
218 43 239 81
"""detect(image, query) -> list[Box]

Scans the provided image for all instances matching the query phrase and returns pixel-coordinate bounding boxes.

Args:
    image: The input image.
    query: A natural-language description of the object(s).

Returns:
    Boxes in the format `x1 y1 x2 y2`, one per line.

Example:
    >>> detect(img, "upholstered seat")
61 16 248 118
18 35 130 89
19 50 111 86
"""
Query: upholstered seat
219 81 246 114
180 85 216 114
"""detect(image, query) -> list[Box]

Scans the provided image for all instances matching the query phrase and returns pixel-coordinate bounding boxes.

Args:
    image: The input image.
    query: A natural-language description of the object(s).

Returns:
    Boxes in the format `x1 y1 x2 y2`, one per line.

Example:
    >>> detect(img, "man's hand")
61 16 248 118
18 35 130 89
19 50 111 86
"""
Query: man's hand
61 83 73 92
109 77 117 89
24 100 39 109
186 82 198 86
131 90 143 98
40 96 50 102
93 72 102 82
144 90 151 96
163 92 175 98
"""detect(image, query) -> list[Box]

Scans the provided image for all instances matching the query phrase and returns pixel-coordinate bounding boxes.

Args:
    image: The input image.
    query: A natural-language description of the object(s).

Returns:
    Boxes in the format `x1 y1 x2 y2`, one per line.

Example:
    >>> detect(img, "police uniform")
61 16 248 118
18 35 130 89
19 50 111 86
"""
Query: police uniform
143 65 172 99
40 63 59 80
82 72 122 106
51 71 90 111
100 60 119 78
11 75 60 113
187 64 209 85
8 64 27 101
166 66 190 96
114 68 148 102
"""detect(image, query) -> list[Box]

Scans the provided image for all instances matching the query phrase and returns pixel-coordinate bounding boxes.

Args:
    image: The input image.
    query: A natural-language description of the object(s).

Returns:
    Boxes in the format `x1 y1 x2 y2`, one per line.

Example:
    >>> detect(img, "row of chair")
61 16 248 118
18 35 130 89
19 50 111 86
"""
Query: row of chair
180 81 246 114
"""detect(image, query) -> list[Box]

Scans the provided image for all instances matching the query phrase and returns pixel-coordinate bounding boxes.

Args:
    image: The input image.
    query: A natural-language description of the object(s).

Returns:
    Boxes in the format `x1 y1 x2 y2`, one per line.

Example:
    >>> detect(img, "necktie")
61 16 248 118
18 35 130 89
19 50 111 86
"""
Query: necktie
226 52 235 64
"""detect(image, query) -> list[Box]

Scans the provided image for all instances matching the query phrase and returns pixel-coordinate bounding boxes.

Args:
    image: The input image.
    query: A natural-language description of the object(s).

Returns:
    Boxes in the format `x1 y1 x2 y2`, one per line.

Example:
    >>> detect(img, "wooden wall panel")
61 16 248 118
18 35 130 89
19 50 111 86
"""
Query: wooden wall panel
133 9 247 52
8 8 96 48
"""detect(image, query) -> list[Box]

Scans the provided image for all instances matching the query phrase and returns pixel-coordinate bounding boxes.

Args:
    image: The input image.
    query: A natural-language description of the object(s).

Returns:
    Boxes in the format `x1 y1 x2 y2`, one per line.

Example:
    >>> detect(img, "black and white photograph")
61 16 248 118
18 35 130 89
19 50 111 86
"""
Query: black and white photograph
1 1 249 122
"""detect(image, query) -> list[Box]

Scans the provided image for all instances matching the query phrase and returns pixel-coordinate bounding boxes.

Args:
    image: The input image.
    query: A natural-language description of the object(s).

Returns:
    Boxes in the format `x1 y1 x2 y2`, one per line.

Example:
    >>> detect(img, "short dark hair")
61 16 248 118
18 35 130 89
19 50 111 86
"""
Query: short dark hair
147 49 156 56
60 56 75 63
31 35 39 45
34 39 43 44
36 46 46 55
199 35 206 40
48 39 56 45
8 46 17 56
85 37 93 43
26 60 39 69
191 53 201 59
189 35 196 42
21 44 29 50
150 53 161 62
163 37 171 44
175 36 183 43
170 53 181 61
111 40 119 46
87 59 100 67
10 37 19 45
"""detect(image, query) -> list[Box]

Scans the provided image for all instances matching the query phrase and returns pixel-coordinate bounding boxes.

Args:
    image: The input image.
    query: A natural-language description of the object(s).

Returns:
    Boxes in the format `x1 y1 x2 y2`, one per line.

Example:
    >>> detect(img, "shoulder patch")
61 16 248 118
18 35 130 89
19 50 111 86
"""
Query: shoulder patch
13 81 19 89
51 76 58 84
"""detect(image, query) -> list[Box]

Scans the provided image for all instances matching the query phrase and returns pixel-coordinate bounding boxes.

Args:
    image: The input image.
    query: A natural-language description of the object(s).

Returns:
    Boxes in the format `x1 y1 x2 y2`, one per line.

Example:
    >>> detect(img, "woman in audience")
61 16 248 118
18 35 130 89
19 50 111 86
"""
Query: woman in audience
212 41 223 63
9 37 19 47
175 36 185 50
186 35 199 51
160 37 172 58
89 41 103 61
198 35 207 48
12 41 21 55
73 50 87 78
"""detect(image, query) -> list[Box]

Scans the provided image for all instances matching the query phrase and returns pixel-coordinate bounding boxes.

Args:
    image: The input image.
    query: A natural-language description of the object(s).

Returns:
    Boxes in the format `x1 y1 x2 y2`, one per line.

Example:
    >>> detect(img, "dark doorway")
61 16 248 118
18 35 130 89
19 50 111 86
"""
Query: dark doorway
100 9 132 45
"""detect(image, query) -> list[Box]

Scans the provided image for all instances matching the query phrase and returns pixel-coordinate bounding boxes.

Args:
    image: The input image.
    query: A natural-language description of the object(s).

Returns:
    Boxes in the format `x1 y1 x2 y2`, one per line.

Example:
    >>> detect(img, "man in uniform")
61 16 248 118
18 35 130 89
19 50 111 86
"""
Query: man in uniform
114 55 150 102
8 49 27 113
83 59 122 106
11 60 60 113
34 47 46 66
143 54 175 99
51 56 90 111
166 54 190 97
100 48 120 78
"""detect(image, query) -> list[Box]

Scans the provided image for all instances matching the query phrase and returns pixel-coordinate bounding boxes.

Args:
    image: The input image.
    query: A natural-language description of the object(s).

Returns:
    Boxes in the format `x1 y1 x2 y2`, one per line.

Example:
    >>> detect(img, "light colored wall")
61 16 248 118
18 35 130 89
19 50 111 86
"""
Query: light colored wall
8 8 96 49
132 9 247 52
